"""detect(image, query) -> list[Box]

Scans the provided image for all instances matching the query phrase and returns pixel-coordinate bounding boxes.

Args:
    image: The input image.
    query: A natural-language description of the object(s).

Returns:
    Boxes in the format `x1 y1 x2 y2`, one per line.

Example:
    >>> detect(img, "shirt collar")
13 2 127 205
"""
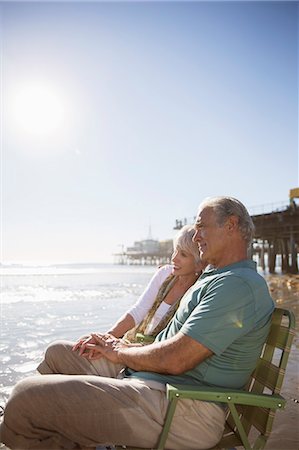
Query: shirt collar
202 259 256 277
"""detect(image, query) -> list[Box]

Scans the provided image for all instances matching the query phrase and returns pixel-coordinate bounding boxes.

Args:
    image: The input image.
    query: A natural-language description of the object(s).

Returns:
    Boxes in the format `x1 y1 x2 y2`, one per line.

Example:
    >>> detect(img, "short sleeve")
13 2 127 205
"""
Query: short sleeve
180 275 256 355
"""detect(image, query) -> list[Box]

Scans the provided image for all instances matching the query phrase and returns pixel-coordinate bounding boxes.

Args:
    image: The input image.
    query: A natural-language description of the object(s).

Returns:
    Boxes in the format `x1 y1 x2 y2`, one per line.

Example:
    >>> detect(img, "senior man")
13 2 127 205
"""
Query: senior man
0 196 274 450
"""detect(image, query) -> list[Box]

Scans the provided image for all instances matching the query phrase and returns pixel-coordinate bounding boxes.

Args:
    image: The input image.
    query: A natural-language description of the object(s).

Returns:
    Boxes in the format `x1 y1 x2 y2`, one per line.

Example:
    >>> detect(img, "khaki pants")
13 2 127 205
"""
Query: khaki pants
0 340 225 450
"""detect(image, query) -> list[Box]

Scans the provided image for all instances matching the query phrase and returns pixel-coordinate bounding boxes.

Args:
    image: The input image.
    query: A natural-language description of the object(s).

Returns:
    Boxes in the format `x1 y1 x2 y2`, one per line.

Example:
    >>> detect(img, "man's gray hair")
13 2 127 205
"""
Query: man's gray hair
199 196 255 245
173 225 201 264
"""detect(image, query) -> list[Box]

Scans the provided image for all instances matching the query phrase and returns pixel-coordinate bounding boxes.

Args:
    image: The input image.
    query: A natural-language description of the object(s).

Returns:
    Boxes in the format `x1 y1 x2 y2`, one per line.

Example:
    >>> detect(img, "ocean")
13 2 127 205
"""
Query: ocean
0 263 298 449
0 263 156 400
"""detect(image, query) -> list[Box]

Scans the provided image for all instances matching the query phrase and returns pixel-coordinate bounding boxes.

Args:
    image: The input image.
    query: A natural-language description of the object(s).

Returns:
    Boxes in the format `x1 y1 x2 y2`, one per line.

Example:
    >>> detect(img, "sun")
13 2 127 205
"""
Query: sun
11 82 65 136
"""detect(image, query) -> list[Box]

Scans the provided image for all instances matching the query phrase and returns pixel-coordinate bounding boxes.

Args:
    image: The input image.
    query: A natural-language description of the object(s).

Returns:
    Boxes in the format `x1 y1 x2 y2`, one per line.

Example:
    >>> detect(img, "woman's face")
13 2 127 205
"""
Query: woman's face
171 246 201 276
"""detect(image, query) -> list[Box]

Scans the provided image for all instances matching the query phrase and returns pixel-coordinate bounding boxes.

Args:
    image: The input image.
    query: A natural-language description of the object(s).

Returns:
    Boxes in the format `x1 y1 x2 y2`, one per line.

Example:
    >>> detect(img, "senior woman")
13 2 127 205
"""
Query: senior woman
37 225 204 373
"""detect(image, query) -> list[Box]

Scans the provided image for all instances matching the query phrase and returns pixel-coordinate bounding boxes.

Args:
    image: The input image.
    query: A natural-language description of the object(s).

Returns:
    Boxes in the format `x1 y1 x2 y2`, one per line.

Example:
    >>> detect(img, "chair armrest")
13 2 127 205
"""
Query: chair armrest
166 384 286 410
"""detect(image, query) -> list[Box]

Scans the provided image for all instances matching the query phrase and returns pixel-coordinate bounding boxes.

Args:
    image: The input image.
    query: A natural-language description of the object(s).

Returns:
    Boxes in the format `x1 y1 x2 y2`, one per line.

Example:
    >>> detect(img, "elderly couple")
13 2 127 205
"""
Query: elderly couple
0 196 274 450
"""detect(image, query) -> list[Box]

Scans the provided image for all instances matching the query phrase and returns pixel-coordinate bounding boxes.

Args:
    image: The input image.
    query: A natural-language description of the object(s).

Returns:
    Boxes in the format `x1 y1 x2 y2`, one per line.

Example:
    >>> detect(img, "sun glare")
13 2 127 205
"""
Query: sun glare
12 82 65 136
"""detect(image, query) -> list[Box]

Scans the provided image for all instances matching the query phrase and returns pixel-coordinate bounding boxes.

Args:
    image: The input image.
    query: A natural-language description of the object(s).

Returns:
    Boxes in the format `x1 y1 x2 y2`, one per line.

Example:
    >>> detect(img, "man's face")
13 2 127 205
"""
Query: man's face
193 207 229 267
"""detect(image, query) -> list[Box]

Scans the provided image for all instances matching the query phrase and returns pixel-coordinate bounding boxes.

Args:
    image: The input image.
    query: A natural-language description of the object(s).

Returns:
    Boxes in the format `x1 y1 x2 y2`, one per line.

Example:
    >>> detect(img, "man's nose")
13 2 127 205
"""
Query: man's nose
193 229 200 242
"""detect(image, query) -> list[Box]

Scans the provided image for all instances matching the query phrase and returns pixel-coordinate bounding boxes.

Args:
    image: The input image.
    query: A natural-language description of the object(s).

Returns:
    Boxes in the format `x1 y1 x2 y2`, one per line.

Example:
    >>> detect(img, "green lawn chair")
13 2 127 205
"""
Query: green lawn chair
115 307 295 450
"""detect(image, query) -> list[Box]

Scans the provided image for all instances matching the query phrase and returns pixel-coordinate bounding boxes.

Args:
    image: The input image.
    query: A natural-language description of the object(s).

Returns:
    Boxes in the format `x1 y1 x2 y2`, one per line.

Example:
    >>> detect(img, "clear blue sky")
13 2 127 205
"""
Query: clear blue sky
1 1 298 264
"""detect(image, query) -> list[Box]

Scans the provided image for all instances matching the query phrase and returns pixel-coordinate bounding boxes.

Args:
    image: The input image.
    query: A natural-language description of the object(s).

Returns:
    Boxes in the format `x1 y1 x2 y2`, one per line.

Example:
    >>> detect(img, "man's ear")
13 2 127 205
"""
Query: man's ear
227 215 239 233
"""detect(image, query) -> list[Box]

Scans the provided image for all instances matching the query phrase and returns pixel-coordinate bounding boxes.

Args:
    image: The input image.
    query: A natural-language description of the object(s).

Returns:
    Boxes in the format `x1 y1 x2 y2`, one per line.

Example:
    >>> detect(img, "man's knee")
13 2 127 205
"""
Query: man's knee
5 377 40 424
1 376 77 449
38 340 73 373
45 340 73 358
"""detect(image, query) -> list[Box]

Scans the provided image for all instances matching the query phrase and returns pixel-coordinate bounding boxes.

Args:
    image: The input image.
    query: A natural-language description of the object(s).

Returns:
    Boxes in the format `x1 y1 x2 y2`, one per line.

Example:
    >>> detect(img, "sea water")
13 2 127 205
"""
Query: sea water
0 263 156 401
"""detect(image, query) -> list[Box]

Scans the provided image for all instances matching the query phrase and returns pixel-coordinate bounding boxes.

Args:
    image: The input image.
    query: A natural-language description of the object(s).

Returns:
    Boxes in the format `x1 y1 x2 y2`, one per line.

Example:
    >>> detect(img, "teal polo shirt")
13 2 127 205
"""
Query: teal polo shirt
128 260 274 389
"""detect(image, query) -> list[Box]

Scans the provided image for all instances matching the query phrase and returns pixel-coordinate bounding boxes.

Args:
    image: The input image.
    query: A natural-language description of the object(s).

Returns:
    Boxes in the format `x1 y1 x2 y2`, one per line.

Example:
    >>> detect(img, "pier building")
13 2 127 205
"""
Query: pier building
113 237 173 265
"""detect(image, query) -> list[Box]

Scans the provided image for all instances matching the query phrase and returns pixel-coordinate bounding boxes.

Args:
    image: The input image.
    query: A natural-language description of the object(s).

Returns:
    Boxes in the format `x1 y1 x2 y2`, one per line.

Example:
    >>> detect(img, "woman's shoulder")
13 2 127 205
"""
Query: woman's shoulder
156 264 173 279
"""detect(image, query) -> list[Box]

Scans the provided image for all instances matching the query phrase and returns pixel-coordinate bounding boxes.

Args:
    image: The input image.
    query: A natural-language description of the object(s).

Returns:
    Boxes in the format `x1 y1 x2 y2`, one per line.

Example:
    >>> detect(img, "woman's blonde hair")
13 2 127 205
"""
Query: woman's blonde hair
173 225 201 264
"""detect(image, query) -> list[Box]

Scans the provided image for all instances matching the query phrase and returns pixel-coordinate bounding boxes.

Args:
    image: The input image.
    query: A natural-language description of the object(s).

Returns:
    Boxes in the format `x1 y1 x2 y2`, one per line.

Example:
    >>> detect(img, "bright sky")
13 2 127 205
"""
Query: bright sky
1 0 298 264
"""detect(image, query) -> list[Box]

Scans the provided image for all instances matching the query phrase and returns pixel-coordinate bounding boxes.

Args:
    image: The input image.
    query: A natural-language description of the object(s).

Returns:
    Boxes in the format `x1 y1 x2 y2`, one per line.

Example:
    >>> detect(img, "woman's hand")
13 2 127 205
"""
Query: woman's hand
83 333 127 364
72 333 125 360
72 334 101 356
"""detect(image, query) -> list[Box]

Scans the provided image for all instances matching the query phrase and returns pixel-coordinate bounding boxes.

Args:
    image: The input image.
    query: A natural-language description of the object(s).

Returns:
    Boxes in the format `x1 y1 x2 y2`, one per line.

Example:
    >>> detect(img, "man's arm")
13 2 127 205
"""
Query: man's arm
86 332 213 375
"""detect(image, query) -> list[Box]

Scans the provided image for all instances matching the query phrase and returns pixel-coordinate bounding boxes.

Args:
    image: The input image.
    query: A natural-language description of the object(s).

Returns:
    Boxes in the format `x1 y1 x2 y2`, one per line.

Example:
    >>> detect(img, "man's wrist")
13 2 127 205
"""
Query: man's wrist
116 347 128 366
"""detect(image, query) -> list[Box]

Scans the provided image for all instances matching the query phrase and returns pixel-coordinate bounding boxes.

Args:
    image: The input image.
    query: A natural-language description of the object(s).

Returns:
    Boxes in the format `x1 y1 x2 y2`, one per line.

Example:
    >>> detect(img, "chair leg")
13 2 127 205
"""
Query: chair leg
227 404 252 450
156 396 179 450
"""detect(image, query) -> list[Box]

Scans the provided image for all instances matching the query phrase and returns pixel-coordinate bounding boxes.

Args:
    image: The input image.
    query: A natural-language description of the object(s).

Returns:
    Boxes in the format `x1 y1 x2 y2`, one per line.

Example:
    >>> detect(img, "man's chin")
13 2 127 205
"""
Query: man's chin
200 253 210 266
200 252 209 265
199 249 205 258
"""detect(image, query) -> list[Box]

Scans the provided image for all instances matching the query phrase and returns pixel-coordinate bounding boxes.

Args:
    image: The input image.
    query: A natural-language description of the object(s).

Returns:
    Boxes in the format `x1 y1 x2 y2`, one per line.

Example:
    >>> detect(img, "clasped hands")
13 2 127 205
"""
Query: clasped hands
72 333 126 363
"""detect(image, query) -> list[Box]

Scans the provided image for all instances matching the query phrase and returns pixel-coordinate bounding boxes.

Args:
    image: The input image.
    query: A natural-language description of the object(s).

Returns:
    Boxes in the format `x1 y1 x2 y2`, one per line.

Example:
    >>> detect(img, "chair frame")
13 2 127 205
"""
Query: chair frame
116 307 295 450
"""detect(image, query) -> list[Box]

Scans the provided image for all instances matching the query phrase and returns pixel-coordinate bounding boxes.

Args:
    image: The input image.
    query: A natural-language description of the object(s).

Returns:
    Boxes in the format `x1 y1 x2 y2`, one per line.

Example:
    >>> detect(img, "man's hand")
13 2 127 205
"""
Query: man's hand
72 333 127 361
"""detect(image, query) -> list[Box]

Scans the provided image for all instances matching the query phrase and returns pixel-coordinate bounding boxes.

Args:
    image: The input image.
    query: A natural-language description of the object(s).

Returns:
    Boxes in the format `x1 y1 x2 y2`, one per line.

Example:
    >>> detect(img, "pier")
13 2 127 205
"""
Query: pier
252 204 298 274
113 238 173 265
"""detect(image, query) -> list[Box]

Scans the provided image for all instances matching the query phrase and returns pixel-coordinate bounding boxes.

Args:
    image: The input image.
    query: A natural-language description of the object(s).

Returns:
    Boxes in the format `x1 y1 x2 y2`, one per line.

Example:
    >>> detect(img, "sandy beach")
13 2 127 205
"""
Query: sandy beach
261 274 299 450
0 267 298 449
